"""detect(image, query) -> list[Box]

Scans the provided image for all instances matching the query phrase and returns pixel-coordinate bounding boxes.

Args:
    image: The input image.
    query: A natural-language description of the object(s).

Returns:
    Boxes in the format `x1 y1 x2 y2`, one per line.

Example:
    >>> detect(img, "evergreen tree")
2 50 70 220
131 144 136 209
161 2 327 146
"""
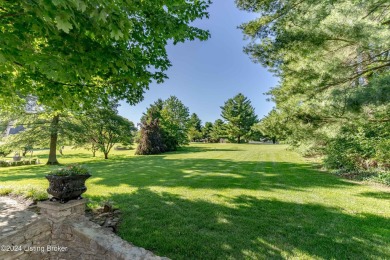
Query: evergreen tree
188 113 203 142
136 118 167 155
220 93 258 143
237 0 390 170
210 119 226 142
202 122 213 142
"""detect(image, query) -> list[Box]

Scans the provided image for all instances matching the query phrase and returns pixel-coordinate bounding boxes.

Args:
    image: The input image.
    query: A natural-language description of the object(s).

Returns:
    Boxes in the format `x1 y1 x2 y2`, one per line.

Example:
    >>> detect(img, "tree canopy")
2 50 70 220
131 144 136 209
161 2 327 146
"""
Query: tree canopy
0 0 211 110
237 0 390 170
138 96 190 153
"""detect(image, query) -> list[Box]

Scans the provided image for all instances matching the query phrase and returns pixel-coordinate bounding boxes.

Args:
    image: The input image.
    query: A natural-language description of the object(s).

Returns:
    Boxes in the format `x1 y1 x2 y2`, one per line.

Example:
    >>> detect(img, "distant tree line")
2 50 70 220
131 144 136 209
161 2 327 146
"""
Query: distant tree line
136 93 262 155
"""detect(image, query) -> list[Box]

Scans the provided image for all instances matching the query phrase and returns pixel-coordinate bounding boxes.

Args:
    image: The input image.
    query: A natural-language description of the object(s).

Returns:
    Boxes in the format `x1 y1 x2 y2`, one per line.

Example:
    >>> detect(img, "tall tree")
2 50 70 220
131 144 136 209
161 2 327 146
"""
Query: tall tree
188 113 202 132
159 96 191 150
220 93 258 143
237 0 390 170
2 110 80 164
256 109 289 144
1 1 210 164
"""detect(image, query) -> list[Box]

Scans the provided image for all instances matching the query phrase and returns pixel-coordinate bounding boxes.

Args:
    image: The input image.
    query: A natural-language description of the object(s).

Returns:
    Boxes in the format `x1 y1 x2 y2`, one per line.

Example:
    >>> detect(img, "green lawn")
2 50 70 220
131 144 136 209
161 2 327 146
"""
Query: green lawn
1 144 389 259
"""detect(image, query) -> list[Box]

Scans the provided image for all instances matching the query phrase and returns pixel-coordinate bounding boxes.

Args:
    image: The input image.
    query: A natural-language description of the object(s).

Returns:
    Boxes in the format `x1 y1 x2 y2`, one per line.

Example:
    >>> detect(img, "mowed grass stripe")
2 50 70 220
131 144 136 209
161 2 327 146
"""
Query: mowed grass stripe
0 143 389 259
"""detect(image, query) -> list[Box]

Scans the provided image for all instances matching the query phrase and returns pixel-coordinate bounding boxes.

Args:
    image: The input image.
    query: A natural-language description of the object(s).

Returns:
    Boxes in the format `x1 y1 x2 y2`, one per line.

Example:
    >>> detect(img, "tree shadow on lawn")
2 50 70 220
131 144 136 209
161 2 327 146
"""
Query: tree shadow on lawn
173 146 244 154
359 191 390 200
0 164 49 182
86 156 356 191
87 189 390 260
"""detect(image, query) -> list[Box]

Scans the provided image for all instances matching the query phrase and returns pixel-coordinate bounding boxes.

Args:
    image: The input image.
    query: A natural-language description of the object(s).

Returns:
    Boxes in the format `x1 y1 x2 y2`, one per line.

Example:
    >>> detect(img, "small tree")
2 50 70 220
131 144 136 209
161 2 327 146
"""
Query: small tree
220 93 258 143
76 105 136 159
188 127 203 142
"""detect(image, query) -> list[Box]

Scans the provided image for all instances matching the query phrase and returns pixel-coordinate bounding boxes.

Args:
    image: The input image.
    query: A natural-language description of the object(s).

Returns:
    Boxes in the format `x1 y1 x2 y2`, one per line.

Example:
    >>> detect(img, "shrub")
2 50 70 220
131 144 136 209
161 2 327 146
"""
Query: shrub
324 122 389 172
136 118 167 155
0 161 10 167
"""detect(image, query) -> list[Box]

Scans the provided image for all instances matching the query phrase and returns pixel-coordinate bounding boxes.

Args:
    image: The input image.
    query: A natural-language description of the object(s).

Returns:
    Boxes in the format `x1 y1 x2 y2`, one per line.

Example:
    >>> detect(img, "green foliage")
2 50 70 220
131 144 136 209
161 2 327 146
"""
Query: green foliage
220 93 258 143
238 0 390 172
3 110 72 145
136 118 167 155
139 96 190 152
0 185 48 201
187 113 202 141
75 104 136 159
202 122 213 142
0 145 12 157
209 119 227 142
255 109 290 143
324 121 390 171
0 187 12 196
187 127 203 142
48 164 91 176
0 1 211 110
160 96 191 148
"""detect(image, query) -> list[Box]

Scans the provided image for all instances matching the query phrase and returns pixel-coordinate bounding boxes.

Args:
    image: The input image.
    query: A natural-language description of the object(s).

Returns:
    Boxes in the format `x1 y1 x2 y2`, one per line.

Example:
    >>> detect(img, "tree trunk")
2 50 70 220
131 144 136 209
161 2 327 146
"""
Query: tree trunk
104 152 108 159
47 115 60 165
237 135 241 143
272 137 276 144
92 150 96 157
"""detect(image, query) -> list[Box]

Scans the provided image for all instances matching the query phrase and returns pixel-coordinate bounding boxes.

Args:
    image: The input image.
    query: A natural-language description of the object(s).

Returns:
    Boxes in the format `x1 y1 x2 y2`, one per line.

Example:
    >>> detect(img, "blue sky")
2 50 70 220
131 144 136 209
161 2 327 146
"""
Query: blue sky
118 0 279 125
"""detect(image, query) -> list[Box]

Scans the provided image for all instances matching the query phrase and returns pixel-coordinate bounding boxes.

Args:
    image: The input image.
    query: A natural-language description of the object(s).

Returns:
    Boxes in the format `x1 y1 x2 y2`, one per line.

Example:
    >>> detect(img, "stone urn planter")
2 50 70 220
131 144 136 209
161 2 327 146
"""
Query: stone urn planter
46 164 91 203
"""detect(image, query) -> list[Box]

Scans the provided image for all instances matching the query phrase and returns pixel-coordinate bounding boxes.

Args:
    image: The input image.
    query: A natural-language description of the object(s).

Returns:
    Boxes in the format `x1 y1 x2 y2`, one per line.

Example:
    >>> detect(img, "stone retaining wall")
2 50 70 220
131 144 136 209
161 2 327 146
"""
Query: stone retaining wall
0 218 52 260
0 198 167 260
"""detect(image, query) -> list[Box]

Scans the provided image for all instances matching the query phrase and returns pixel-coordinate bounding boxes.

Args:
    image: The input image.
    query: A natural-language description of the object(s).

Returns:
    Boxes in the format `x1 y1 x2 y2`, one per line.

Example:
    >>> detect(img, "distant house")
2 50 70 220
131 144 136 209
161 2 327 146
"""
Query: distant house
2 121 25 137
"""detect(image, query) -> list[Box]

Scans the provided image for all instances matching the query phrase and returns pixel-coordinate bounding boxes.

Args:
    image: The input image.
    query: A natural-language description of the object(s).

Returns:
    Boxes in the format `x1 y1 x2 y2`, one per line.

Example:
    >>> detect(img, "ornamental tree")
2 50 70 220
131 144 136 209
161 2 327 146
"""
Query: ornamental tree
74 104 136 159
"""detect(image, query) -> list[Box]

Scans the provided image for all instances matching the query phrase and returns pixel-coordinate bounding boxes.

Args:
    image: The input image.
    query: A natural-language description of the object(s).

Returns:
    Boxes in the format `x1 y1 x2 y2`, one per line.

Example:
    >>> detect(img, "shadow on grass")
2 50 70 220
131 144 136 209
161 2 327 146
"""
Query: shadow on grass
173 146 244 154
87 189 390 260
83 156 355 191
359 191 390 200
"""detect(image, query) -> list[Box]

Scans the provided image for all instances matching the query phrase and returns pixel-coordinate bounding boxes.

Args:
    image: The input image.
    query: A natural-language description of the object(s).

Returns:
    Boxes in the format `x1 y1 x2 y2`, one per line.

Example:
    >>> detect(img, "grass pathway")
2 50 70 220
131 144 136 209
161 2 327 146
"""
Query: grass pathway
0 144 389 259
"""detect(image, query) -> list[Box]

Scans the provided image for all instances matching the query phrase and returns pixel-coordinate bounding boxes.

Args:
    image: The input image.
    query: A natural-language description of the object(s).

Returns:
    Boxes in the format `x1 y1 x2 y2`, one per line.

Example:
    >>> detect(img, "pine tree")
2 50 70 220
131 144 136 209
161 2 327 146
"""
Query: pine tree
220 93 258 143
